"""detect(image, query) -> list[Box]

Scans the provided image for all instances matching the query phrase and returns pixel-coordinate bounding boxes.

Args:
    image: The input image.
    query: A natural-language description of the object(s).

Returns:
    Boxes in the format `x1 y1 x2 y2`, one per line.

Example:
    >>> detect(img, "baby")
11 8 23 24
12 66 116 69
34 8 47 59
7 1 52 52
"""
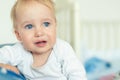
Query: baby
0 0 87 80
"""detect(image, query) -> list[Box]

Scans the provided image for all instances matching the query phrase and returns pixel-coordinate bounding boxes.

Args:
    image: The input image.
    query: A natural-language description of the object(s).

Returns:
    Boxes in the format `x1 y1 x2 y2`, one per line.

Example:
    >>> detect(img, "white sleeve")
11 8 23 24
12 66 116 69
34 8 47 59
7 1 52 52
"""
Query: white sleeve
0 46 13 64
0 44 23 66
59 42 87 80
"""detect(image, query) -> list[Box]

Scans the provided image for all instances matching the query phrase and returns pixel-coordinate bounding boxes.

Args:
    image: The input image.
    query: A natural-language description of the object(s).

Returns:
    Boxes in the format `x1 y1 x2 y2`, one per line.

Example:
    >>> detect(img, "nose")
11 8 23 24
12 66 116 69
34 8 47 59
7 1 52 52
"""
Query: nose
35 27 44 37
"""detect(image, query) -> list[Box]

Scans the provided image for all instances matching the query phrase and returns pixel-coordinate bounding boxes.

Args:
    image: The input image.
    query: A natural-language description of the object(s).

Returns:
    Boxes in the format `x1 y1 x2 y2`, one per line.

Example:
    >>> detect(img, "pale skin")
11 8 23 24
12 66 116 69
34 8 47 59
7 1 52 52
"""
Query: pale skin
0 1 56 74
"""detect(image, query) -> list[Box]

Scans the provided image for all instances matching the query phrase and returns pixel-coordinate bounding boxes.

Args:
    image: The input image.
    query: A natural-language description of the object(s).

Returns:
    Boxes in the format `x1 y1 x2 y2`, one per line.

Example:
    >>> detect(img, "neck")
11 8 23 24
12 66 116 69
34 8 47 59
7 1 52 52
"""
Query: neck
32 49 52 68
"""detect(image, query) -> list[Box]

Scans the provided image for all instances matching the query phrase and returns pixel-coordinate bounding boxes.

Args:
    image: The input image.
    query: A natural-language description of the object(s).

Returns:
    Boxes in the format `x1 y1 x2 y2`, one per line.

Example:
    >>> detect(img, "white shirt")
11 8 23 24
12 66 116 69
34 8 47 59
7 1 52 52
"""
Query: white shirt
0 39 87 80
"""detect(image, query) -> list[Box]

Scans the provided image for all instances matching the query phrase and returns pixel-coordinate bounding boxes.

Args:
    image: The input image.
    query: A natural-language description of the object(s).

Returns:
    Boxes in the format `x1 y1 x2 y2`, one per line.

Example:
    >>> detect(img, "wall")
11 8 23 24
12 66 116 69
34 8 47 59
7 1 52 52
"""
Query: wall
78 0 120 49
77 0 120 60
79 0 120 21
0 0 17 44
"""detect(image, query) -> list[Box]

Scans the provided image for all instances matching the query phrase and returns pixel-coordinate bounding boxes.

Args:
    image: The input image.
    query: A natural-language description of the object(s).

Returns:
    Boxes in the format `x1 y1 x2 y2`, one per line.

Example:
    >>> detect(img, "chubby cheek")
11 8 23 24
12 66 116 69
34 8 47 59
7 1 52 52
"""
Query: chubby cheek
48 30 56 46
21 35 34 51
15 30 32 43
21 33 34 45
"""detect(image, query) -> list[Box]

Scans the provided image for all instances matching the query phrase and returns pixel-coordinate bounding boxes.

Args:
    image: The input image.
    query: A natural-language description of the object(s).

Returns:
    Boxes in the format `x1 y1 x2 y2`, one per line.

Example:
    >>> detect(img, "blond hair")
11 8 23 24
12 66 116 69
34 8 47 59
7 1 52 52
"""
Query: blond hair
11 0 55 29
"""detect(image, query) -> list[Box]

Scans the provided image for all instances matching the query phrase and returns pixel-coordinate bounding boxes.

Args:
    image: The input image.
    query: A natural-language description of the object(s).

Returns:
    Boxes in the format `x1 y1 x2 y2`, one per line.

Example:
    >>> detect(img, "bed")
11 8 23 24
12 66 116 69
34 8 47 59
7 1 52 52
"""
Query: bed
79 21 120 80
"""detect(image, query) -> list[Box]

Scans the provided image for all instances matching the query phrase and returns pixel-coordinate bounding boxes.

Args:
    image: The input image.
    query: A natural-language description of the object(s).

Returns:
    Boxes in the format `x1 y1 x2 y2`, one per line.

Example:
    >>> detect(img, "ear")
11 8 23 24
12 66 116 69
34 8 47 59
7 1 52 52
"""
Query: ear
15 30 22 41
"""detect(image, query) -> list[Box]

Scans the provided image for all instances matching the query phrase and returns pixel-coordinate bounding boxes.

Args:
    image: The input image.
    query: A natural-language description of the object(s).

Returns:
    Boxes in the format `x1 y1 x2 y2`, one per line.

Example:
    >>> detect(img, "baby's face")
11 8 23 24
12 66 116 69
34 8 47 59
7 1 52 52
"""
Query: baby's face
15 1 56 54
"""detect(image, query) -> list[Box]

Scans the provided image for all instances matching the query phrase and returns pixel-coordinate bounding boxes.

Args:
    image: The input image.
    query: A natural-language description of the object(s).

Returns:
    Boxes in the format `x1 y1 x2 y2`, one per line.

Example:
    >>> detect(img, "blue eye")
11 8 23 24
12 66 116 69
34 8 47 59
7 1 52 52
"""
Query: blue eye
43 22 50 27
25 24 33 29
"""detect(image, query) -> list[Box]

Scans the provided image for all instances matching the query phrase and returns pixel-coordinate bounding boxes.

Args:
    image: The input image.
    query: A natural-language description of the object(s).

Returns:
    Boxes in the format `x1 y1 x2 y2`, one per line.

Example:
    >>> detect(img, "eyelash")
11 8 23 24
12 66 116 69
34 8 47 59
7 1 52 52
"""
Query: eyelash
25 24 33 29
43 22 50 27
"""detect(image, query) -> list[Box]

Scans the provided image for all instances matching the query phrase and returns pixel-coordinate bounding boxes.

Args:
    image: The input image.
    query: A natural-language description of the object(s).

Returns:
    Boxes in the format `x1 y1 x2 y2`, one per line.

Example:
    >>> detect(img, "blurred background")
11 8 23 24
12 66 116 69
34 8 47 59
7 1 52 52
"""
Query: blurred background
1 0 120 80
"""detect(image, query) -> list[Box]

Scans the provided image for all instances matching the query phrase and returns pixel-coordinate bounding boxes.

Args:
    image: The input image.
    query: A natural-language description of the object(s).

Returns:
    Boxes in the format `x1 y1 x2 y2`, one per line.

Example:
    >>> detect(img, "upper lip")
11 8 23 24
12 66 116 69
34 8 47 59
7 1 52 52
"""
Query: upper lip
34 40 47 44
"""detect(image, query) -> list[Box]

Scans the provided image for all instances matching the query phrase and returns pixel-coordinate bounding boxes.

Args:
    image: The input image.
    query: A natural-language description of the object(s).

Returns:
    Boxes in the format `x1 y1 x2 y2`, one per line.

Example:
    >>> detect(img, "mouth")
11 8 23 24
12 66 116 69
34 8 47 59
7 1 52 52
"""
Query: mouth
35 40 47 47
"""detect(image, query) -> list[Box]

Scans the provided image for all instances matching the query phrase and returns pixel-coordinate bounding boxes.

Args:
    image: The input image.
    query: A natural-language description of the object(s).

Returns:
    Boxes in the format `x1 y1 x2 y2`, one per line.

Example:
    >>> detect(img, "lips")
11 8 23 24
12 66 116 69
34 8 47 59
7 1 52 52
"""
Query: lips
35 40 47 47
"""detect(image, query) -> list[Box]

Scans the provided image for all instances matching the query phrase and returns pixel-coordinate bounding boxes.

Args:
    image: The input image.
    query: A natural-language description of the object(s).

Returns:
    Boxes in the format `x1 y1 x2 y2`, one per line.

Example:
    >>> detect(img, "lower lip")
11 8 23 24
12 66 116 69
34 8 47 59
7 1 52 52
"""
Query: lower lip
35 42 47 47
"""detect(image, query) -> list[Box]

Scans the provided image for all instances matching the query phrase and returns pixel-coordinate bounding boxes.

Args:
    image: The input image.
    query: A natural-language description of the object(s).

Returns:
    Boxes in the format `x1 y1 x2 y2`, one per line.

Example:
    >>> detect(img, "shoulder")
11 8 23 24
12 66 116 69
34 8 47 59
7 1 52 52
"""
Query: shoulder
55 38 72 49
0 42 26 55
0 42 23 50
12 42 24 50
53 38 75 58
0 42 26 64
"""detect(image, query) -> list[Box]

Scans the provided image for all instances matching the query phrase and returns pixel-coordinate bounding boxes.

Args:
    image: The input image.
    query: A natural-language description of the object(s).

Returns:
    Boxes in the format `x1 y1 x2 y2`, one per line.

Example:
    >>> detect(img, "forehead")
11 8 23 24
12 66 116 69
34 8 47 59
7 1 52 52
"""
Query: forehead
15 0 54 13
17 2 50 13
15 1 55 21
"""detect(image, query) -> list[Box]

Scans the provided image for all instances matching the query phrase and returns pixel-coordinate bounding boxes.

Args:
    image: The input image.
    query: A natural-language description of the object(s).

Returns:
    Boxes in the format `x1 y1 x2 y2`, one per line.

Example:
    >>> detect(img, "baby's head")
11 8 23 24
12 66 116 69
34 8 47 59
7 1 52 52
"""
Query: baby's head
11 0 56 29
11 0 57 54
